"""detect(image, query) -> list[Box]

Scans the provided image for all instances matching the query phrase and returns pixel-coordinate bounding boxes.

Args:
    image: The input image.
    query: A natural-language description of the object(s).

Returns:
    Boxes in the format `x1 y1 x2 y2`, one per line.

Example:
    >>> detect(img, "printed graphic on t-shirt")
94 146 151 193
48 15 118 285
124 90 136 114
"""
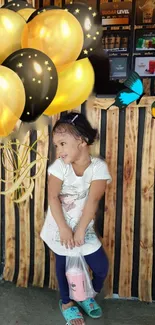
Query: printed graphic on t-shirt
59 190 88 212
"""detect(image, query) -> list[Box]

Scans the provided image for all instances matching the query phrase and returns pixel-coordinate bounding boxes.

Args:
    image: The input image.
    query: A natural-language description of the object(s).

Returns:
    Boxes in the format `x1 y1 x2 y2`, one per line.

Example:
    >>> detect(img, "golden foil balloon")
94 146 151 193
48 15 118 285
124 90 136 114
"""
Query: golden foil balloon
18 8 36 21
21 9 84 69
0 65 26 137
44 58 94 115
0 9 26 64
27 5 60 23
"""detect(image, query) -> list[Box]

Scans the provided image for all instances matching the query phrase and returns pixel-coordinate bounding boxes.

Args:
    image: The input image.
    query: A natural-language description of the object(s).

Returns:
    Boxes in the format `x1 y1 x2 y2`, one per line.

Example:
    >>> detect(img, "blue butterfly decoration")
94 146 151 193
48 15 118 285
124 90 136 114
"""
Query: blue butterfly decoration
107 71 144 110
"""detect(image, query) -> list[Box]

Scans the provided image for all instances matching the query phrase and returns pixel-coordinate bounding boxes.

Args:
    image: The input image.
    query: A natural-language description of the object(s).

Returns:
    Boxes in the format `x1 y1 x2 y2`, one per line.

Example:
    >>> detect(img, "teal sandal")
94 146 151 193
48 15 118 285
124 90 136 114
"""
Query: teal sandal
77 298 102 319
59 300 85 325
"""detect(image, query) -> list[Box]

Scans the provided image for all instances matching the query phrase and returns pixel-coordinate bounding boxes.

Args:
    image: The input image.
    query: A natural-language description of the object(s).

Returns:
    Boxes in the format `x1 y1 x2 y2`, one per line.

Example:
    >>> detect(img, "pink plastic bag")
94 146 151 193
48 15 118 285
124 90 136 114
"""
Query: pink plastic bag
66 252 95 302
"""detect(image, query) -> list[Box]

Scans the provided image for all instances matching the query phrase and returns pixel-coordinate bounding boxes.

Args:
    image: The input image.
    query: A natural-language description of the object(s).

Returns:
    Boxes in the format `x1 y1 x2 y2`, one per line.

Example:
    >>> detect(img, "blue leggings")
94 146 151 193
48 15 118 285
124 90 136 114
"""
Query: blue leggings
55 246 109 304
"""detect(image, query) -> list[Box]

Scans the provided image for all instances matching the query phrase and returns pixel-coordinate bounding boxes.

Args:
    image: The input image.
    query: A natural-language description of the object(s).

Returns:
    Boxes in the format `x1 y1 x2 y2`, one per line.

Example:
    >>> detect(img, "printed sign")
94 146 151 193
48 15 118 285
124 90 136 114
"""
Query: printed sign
100 2 132 26
135 56 155 76
135 30 155 51
110 57 128 78
136 0 155 25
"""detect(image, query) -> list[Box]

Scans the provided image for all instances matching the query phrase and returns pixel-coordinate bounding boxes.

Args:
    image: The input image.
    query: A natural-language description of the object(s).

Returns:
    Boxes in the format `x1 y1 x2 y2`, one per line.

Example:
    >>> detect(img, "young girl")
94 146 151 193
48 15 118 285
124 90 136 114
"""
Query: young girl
40 112 112 325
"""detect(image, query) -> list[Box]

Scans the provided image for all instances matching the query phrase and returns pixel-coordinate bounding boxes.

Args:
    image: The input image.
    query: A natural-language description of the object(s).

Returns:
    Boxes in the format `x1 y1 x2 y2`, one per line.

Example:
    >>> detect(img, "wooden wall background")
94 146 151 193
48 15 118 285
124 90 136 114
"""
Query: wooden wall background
0 96 155 303
0 0 155 303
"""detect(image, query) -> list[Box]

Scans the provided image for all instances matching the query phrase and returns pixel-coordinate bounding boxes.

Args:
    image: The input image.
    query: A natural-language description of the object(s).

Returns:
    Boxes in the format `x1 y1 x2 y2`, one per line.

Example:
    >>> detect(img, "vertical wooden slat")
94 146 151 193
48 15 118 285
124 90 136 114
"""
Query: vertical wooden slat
49 114 60 290
119 105 139 298
32 0 35 8
17 133 30 287
54 0 62 7
43 0 51 7
103 106 119 297
33 127 49 287
34 0 39 9
51 114 60 127
139 106 155 302
100 0 108 4
0 0 5 6
73 105 82 113
85 97 101 157
27 0 35 7
68 105 81 114
143 79 151 96
3 148 15 281
49 114 60 162
49 251 58 289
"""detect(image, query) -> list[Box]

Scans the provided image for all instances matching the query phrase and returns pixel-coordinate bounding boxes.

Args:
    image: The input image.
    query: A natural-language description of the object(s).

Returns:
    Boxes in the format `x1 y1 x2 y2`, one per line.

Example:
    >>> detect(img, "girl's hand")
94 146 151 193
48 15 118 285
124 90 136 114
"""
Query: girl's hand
74 227 85 247
59 225 75 249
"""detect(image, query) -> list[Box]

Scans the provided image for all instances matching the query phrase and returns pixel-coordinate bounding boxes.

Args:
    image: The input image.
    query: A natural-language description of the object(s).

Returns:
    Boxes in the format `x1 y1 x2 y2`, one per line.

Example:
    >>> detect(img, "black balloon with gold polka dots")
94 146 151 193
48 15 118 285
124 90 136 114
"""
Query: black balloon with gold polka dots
3 49 58 122
27 5 60 23
2 0 33 11
63 2 102 59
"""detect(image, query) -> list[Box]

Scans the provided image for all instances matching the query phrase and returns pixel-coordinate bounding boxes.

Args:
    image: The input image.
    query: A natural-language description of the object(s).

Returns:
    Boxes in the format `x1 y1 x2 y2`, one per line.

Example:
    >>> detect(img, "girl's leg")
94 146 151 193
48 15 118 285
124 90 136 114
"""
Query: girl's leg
55 253 71 304
55 253 85 325
84 246 109 293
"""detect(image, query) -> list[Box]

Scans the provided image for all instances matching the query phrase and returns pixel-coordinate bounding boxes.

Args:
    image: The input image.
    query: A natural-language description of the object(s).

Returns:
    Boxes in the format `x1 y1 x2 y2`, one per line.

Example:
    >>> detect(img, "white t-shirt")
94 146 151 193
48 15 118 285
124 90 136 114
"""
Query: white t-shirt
40 156 112 256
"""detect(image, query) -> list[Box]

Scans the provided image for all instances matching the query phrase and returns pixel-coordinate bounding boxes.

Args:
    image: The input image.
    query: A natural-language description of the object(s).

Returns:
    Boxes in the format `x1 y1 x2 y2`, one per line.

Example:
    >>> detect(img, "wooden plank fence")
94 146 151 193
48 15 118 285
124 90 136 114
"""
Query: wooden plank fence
0 0 155 302
0 97 155 303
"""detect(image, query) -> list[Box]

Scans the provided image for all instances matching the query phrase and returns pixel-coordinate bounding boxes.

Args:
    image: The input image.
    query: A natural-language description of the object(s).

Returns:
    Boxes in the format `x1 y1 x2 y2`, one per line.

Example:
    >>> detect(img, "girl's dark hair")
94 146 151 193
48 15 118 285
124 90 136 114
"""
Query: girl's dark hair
52 112 98 146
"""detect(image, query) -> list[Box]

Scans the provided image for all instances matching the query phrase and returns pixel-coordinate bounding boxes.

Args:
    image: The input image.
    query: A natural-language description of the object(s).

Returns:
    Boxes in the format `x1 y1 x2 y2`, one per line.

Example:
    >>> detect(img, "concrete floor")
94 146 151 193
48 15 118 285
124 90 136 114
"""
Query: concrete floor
0 281 155 325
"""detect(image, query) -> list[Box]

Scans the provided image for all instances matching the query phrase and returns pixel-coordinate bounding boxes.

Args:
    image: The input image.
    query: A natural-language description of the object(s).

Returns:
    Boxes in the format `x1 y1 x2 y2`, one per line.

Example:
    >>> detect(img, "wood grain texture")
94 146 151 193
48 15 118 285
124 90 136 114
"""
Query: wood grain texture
49 115 60 289
17 133 30 287
94 96 155 111
139 106 155 302
54 0 62 7
1 95 155 302
43 0 51 7
85 96 101 157
119 105 138 298
49 250 58 290
33 127 49 287
3 148 15 281
143 79 151 96
103 107 119 297
0 0 4 6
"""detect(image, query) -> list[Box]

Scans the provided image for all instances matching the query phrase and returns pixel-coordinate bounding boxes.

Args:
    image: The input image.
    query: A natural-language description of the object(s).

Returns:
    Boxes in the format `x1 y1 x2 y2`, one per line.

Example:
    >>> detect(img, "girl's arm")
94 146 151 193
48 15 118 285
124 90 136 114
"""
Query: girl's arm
74 180 106 246
48 174 66 228
48 174 75 249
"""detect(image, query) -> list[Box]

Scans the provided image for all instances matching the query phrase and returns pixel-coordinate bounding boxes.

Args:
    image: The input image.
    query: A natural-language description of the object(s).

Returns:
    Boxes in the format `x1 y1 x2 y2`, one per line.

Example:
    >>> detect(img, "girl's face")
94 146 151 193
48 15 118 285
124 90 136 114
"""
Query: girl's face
53 131 83 164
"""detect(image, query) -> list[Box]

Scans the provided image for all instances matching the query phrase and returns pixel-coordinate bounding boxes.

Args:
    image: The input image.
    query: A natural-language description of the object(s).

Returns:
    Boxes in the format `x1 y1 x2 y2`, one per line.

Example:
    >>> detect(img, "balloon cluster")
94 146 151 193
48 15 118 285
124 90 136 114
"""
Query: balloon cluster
0 0 102 137
0 0 102 203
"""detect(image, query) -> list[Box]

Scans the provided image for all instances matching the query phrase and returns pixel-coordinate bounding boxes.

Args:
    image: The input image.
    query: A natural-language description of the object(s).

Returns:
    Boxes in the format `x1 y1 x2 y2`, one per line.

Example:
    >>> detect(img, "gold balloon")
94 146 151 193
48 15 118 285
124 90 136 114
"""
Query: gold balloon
17 8 36 22
0 66 26 137
0 9 26 64
44 58 94 115
21 9 84 69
